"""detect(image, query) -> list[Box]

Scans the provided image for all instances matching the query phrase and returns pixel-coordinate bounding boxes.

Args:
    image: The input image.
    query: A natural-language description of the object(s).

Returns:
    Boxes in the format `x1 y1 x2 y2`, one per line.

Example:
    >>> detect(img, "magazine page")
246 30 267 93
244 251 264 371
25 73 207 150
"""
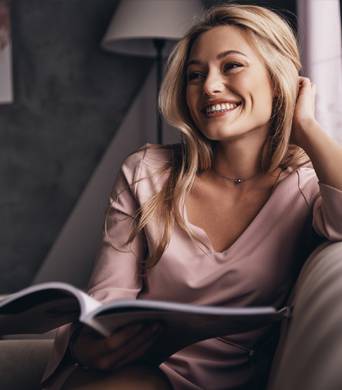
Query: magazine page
82 299 290 362
0 282 100 335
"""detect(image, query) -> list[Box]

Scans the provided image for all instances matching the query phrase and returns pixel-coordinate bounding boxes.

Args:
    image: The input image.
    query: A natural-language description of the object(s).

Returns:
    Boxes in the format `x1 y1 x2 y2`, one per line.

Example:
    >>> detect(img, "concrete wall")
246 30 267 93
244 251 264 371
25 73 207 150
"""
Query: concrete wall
33 64 180 288
0 0 152 292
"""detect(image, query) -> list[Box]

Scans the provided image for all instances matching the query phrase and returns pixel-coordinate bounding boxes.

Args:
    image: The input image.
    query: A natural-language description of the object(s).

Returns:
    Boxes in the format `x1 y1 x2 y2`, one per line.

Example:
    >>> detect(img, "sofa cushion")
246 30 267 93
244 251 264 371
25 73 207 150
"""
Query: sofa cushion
0 339 53 390
267 241 342 390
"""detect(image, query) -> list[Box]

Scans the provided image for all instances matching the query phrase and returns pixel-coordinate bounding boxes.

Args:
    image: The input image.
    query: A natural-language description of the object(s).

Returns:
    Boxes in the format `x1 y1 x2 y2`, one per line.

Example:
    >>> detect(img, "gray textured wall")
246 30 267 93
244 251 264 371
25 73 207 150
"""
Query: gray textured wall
0 0 152 292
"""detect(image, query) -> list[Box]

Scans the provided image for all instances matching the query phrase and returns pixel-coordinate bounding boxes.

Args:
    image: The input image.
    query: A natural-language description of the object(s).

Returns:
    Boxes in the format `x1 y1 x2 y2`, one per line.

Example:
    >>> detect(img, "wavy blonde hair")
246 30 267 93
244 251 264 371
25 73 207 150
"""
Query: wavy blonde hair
122 4 311 270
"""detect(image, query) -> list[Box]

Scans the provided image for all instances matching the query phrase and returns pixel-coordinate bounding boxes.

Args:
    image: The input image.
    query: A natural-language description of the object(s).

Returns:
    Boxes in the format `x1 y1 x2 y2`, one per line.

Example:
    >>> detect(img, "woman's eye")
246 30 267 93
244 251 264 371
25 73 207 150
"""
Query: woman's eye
223 63 242 72
187 71 205 81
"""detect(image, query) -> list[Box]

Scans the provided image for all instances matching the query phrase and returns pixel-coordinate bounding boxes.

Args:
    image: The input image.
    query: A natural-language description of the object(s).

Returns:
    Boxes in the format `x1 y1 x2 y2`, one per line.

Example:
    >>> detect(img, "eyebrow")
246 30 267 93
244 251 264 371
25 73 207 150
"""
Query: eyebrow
186 50 248 68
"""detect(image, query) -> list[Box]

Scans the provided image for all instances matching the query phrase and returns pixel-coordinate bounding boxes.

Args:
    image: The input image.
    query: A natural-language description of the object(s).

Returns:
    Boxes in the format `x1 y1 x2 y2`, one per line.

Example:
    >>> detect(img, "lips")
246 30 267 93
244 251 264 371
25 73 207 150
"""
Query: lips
201 100 242 113
205 105 240 119
200 101 242 120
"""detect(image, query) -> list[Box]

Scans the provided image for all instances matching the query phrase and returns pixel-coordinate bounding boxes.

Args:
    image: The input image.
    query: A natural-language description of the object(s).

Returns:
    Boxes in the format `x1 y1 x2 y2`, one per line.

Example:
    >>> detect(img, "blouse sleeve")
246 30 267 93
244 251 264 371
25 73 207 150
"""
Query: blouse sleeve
41 151 146 386
311 182 342 241
86 152 146 302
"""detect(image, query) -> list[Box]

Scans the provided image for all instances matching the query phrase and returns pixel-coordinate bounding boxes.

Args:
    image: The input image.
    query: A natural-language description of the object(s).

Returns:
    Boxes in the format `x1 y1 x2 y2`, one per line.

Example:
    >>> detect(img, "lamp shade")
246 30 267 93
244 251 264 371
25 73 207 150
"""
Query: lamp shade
101 0 203 57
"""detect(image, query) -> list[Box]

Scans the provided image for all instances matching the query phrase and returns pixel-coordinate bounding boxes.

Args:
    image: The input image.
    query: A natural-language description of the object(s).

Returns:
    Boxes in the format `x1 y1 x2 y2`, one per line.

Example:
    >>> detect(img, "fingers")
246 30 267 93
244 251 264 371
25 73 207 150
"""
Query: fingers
102 322 144 351
298 76 316 90
114 328 161 369
96 323 162 371
70 322 145 369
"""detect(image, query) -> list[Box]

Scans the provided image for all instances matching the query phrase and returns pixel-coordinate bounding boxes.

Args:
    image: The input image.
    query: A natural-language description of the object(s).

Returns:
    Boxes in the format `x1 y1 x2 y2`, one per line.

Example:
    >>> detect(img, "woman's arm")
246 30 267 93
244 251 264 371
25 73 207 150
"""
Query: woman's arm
296 118 342 190
291 76 342 190
42 149 154 384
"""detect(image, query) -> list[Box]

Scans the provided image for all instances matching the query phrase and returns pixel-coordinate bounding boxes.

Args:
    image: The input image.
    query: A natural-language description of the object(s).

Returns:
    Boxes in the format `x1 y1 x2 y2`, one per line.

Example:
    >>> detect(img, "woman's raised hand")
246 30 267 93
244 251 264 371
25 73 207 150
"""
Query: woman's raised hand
69 322 162 371
290 76 318 148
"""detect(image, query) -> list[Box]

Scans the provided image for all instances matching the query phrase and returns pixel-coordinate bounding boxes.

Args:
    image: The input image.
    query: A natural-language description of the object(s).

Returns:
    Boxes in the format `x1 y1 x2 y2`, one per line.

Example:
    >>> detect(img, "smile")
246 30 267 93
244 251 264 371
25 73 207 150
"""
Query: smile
203 102 241 118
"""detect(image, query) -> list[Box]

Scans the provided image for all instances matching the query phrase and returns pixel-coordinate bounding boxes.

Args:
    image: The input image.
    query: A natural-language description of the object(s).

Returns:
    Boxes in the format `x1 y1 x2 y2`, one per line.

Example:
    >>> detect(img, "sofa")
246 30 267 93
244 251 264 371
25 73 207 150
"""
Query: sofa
0 240 341 390
267 240 342 390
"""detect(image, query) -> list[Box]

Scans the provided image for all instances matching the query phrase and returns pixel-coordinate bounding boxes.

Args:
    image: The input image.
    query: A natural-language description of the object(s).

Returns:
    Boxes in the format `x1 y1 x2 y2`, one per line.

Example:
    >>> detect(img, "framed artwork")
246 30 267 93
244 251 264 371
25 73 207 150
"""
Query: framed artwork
0 0 12 104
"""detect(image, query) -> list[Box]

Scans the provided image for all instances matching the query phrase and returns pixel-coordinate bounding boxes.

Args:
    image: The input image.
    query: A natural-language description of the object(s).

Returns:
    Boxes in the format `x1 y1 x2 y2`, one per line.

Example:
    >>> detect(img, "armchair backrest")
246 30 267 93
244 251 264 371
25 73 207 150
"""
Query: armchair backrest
267 241 342 390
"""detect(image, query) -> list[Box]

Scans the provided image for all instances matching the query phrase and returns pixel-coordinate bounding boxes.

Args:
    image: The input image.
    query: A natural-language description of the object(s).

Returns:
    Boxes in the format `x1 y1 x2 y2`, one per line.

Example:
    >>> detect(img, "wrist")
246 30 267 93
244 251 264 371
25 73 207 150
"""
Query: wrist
298 117 319 133
295 119 321 151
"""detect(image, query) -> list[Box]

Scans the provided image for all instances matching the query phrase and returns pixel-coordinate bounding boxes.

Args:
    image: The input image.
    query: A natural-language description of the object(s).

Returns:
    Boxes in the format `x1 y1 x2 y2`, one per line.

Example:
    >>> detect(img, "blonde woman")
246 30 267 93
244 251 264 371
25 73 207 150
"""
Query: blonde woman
42 4 342 390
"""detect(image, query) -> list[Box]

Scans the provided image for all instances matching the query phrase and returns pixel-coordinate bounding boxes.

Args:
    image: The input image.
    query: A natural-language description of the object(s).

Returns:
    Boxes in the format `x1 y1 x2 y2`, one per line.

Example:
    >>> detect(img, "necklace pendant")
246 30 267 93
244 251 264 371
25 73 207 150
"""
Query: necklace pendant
234 178 243 184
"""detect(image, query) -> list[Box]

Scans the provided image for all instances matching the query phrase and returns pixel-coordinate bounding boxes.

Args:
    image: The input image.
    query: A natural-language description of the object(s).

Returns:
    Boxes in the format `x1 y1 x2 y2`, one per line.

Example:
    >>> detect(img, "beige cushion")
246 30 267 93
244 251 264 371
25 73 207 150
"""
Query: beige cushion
267 241 342 390
0 339 53 390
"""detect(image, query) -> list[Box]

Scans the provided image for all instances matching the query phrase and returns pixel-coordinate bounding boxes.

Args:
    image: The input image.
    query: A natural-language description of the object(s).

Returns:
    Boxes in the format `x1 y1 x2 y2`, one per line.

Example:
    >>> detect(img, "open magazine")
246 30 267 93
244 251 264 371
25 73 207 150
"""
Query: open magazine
0 282 291 363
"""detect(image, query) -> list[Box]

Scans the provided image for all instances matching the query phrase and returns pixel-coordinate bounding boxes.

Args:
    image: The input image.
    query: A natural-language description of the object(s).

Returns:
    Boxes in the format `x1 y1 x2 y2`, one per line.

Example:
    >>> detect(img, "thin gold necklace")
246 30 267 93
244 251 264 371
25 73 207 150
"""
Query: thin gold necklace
212 167 284 189
212 170 263 185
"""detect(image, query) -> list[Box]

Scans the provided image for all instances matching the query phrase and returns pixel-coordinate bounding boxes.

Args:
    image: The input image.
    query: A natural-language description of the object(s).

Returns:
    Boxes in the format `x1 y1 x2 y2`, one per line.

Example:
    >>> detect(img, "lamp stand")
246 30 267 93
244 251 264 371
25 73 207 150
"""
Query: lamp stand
153 39 165 145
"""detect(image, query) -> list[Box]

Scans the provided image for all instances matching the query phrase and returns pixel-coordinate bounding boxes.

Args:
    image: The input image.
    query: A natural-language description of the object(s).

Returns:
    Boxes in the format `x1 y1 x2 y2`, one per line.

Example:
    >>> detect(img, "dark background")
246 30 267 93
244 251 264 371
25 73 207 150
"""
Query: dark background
0 0 320 292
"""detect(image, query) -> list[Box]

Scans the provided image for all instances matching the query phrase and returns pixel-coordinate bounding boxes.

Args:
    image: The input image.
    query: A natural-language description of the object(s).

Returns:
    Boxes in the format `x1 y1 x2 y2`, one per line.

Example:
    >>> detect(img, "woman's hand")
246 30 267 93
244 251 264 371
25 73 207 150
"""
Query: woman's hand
69 322 162 371
290 76 318 148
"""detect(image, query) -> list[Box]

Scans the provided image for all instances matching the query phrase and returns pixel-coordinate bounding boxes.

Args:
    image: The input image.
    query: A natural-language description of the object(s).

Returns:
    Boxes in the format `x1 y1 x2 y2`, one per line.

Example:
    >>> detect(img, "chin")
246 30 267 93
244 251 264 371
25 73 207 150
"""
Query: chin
199 121 271 142
199 128 245 142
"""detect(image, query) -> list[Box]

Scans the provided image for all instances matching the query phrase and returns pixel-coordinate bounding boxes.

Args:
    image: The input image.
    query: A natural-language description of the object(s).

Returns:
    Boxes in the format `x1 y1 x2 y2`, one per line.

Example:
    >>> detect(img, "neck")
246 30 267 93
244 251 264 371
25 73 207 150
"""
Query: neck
213 133 268 180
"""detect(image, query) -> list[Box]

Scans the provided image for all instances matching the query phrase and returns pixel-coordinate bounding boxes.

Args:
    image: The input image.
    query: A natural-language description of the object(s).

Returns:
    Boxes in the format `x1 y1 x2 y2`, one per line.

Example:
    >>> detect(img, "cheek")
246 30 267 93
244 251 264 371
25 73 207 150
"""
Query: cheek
186 88 198 117
254 71 274 102
245 75 274 116
186 86 194 103
257 83 274 117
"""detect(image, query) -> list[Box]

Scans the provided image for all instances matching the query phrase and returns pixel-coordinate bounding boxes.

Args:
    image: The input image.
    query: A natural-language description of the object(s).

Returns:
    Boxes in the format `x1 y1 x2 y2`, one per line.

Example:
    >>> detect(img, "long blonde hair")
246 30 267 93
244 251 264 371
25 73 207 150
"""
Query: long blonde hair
120 4 311 270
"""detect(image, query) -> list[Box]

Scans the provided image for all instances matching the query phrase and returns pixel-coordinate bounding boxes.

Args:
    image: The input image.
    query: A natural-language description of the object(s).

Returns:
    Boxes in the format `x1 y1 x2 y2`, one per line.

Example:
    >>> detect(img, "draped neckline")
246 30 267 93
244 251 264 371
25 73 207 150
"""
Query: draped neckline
183 166 294 256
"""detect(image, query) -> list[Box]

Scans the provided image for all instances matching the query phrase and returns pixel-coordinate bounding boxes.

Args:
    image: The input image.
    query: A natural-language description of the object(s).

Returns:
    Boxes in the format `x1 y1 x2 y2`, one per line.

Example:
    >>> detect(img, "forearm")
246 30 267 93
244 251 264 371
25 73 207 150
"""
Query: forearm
298 119 342 191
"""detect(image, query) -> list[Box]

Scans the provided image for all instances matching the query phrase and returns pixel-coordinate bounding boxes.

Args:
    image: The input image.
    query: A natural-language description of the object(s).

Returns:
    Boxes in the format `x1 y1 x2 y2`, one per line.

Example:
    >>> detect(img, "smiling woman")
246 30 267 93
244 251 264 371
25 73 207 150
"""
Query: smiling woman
42 4 342 390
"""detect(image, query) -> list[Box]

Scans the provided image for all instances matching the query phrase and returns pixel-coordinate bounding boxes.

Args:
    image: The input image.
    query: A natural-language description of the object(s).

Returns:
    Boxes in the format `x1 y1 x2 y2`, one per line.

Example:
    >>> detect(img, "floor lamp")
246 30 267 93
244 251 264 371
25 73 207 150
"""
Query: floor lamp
101 0 203 145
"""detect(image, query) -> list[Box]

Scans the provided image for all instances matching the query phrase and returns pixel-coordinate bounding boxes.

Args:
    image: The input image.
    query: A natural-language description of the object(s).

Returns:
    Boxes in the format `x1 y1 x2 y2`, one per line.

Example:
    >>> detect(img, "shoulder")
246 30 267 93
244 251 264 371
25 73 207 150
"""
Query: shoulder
295 163 320 204
122 142 176 171
296 162 317 185
121 143 180 188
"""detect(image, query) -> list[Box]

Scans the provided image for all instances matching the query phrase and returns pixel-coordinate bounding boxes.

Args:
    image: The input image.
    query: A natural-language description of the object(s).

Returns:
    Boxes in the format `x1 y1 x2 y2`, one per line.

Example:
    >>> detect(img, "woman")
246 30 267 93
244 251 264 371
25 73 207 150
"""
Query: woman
42 4 342 390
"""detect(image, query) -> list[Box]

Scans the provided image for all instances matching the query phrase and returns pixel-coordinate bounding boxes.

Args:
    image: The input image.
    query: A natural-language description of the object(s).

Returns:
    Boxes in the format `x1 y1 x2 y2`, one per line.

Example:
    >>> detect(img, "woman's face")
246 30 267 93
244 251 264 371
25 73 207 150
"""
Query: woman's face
186 25 274 142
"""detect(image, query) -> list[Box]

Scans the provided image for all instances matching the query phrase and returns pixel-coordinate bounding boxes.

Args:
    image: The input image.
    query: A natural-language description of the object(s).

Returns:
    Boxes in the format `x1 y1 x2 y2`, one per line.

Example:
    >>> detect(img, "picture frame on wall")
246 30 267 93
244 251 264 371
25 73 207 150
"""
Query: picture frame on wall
0 0 12 104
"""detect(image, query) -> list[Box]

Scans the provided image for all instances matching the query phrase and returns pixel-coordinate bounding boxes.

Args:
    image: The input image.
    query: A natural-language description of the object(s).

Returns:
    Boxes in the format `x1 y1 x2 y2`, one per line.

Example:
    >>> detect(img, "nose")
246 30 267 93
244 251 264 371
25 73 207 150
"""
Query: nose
202 70 224 96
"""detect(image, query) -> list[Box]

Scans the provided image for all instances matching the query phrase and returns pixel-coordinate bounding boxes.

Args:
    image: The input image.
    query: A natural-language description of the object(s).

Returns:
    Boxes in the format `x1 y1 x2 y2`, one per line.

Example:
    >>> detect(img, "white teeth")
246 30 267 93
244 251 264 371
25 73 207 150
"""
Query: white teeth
206 102 239 114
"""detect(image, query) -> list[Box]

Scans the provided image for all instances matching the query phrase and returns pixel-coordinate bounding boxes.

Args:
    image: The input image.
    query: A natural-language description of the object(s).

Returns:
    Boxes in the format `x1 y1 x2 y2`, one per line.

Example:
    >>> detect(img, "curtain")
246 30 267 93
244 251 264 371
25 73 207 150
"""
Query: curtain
297 0 342 143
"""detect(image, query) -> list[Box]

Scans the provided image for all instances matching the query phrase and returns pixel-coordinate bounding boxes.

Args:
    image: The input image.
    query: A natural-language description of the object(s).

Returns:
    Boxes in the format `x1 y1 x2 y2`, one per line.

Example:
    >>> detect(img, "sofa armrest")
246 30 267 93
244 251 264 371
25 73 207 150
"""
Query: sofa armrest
0 339 53 390
267 241 342 390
